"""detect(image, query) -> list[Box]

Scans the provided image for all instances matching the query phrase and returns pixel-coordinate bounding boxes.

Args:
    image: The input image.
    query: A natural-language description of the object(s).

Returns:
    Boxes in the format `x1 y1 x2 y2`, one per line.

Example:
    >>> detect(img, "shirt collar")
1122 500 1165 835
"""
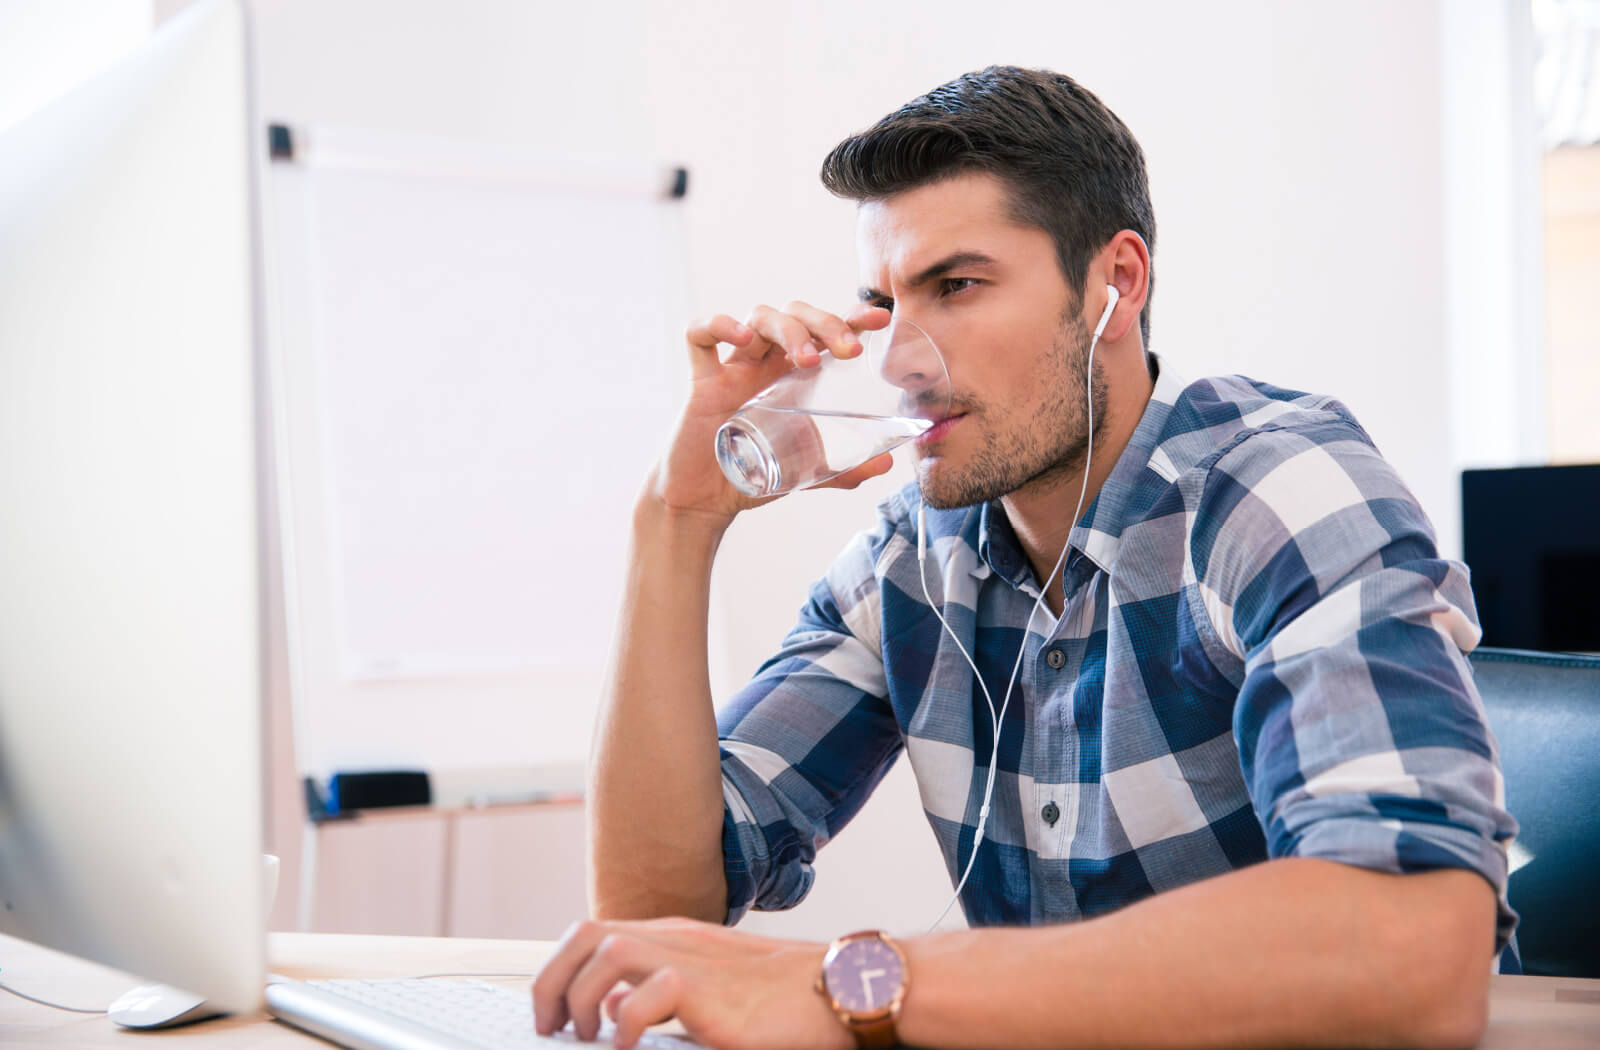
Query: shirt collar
975 352 1190 589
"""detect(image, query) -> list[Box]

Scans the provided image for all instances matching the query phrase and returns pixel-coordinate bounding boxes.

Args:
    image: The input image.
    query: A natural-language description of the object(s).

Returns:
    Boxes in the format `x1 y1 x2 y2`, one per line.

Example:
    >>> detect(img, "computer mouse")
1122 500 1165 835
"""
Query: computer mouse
106 983 227 1029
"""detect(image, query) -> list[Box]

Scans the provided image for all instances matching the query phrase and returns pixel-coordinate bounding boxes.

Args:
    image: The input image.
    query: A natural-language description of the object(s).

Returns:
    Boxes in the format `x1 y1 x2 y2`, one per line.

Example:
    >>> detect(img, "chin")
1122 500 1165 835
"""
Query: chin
915 463 982 511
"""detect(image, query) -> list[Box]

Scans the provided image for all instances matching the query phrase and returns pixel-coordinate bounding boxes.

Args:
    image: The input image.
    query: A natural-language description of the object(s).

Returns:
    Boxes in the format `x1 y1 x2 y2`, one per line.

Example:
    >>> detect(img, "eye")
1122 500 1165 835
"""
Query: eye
868 296 894 312
939 277 978 297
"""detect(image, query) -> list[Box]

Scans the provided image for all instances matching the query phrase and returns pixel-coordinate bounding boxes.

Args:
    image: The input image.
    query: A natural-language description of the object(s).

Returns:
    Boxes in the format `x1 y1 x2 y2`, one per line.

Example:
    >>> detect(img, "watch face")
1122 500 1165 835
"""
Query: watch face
822 937 905 1015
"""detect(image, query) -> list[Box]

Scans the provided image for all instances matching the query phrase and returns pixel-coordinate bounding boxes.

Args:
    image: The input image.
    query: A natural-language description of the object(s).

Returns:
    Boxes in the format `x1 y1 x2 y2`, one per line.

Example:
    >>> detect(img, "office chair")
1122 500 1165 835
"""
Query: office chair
1468 646 1600 978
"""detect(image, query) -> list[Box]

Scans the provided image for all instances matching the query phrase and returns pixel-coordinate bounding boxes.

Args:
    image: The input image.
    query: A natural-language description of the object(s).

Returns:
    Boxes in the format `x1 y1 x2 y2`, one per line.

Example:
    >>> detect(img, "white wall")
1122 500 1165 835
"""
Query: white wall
0 0 148 132
1443 0 1549 477
1543 146 1600 461
149 0 1541 936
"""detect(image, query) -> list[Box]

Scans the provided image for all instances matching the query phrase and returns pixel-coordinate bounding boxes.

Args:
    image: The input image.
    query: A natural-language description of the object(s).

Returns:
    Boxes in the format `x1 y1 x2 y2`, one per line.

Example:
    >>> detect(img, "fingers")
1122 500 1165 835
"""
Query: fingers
684 314 754 381
567 934 668 1042
611 969 682 1050
683 302 885 380
533 919 610 1035
845 303 892 332
817 450 896 491
536 924 683 1042
738 299 871 367
774 300 865 361
533 919 829 1049
603 985 629 1023
731 305 818 368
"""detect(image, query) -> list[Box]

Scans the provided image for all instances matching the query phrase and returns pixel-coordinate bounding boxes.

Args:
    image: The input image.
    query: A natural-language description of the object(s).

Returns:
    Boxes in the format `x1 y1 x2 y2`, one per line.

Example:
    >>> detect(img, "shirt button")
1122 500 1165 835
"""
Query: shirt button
1045 647 1066 669
1041 802 1060 826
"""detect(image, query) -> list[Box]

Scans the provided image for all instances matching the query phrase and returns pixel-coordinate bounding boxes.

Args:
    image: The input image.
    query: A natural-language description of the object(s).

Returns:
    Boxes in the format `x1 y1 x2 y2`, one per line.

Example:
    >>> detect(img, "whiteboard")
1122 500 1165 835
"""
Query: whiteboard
264 127 692 777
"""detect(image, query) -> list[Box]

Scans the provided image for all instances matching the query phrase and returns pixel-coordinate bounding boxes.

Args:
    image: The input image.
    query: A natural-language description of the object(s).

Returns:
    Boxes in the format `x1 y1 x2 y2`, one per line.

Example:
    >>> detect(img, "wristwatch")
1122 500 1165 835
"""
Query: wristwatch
814 929 909 1048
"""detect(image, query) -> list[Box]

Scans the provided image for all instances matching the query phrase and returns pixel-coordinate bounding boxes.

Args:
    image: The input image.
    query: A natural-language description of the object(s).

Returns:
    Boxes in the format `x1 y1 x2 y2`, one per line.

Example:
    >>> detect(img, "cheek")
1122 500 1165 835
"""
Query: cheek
947 314 1072 410
983 361 1053 412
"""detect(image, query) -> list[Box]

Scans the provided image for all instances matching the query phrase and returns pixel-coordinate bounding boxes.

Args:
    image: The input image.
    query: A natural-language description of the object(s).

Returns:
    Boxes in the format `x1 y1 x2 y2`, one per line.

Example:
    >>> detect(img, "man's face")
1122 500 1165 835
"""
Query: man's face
856 172 1102 510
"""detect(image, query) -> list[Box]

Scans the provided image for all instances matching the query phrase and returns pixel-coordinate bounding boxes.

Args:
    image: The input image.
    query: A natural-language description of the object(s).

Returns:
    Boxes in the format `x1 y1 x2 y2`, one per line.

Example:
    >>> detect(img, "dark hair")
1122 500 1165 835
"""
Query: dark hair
820 66 1156 346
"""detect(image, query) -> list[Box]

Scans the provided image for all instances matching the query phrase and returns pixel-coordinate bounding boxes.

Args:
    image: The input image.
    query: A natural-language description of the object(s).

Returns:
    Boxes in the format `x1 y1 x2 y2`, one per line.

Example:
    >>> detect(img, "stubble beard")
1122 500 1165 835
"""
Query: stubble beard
917 310 1109 511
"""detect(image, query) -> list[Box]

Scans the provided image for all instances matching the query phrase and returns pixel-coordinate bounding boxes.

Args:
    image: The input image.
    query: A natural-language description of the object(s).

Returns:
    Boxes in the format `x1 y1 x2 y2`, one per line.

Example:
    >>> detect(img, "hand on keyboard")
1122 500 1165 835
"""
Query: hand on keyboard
532 918 851 1050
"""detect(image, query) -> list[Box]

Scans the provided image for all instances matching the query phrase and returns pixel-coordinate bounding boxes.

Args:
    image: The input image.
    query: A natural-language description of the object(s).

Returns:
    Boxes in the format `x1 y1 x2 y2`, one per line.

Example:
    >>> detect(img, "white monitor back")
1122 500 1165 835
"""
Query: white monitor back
0 0 268 1011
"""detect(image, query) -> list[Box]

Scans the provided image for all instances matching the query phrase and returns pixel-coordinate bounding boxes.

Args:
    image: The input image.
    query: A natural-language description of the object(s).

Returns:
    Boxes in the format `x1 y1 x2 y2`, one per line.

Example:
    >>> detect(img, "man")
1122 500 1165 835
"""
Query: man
533 67 1517 1050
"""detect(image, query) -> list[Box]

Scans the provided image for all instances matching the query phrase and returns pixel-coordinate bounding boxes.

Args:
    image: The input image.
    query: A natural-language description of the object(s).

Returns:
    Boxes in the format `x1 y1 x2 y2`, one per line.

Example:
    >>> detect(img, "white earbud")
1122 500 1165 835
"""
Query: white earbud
1093 284 1119 340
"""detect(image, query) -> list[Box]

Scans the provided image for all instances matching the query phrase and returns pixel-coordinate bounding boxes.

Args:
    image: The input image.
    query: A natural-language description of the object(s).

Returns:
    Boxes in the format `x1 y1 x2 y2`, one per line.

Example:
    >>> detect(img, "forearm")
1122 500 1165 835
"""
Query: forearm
898 859 1496 1050
587 493 732 922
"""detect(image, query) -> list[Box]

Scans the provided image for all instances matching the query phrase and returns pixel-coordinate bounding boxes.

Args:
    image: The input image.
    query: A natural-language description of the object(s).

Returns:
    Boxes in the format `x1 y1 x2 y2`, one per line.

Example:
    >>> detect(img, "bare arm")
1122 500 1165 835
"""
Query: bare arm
542 858 1497 1050
898 858 1496 1050
586 304 891 921
587 494 730 922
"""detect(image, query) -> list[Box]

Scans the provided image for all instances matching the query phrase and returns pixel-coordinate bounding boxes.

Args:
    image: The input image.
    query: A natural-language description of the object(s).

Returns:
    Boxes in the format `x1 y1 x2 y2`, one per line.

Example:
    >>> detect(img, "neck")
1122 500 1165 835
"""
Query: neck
1001 345 1154 614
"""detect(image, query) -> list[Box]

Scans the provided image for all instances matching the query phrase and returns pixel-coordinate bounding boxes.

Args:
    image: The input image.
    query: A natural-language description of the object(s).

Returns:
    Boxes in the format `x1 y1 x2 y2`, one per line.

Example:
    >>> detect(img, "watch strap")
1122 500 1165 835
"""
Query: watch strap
851 1012 898 1049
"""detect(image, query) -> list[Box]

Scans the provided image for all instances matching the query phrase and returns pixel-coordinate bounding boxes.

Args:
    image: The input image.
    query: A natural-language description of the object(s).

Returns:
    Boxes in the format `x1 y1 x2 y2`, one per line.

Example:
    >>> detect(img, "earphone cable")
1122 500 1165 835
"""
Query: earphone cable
921 288 1112 933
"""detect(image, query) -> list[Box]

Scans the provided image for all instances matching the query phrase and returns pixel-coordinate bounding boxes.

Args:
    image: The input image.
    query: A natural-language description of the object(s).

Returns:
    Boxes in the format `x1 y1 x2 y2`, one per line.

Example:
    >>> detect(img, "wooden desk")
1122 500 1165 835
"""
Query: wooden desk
4 932 1599 1048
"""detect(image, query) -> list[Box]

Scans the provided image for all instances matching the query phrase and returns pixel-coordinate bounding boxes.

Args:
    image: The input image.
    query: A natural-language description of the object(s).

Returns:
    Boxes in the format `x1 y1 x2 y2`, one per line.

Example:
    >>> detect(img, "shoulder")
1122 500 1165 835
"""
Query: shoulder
1154 374 1366 478
1128 374 1400 553
1162 378 1444 647
1153 374 1417 533
1184 390 1426 552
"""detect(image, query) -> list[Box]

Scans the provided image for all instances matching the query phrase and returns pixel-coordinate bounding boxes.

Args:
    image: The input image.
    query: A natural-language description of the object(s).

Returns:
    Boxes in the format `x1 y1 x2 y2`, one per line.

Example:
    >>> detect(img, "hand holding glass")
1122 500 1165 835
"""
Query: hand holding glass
715 316 951 497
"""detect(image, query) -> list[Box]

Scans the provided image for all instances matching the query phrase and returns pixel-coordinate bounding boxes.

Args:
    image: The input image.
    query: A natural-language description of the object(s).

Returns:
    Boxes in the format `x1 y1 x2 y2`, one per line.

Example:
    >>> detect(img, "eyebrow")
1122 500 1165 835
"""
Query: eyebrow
857 250 999 303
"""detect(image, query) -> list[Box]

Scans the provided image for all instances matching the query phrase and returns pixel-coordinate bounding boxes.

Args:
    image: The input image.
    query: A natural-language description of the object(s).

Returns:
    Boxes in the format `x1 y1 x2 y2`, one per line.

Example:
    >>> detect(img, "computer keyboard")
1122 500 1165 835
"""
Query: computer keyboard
265 976 697 1050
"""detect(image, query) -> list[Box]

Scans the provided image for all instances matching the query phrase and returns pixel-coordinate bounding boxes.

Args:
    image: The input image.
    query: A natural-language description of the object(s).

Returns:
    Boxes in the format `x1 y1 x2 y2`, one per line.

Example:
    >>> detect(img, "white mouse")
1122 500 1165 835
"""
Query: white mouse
106 982 227 1029
104 853 278 1029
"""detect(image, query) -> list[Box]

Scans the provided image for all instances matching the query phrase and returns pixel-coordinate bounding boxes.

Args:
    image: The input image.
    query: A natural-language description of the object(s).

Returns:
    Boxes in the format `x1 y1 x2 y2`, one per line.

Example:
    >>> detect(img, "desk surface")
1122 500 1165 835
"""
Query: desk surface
3 931 1599 1048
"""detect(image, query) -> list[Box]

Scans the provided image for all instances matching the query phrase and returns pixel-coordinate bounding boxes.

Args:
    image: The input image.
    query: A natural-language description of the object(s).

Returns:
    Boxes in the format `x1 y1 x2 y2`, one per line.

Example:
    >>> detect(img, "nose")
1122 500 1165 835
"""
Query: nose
876 316 948 409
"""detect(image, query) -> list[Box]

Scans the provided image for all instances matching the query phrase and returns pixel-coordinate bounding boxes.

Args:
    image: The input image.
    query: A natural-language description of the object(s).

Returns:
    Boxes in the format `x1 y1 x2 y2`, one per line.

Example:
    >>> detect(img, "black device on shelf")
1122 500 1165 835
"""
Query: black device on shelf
1461 464 1600 653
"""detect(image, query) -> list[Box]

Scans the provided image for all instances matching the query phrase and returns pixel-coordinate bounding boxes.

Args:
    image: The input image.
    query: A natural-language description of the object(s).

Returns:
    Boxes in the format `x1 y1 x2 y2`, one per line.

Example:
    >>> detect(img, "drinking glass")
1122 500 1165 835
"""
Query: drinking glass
714 316 950 497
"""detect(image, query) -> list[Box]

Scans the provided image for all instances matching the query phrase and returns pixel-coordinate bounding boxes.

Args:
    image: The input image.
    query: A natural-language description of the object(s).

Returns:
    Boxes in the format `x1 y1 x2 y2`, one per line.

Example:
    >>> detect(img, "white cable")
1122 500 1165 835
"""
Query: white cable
921 286 1116 933
920 515 1055 932
0 978 106 1014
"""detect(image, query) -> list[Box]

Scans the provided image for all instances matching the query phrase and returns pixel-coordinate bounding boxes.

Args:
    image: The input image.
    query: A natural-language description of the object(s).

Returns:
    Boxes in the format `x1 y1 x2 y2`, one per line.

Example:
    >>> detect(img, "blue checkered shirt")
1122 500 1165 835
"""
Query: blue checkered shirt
716 357 1518 965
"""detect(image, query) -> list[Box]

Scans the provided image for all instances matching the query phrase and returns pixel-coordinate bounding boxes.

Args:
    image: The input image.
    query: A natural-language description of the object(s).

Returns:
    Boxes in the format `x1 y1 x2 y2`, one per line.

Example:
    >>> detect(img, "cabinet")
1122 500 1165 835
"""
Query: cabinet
304 801 588 940
285 763 959 940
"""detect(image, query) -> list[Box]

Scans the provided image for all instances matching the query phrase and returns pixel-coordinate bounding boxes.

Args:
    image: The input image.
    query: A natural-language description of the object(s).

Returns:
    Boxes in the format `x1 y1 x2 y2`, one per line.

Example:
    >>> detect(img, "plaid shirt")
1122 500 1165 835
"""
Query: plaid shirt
716 356 1518 964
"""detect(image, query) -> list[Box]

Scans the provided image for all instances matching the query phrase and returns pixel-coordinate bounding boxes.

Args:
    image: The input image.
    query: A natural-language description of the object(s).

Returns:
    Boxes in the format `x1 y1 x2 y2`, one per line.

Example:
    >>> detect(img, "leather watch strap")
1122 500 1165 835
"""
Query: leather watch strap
851 1012 899 1049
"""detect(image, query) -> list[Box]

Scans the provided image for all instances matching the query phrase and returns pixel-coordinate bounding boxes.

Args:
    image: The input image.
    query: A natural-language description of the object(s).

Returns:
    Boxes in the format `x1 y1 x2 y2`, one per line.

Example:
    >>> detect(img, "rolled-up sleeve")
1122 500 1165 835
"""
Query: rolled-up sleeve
716 512 905 925
1186 420 1519 951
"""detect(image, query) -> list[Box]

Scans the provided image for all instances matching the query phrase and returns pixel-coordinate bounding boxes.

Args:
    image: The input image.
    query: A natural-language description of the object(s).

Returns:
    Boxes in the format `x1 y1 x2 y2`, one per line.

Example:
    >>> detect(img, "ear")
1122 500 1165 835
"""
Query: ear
1095 230 1151 344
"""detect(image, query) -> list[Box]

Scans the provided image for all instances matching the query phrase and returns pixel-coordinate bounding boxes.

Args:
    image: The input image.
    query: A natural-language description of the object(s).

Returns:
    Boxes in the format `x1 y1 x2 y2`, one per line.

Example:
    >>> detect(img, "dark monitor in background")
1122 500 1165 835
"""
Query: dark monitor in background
1462 464 1600 653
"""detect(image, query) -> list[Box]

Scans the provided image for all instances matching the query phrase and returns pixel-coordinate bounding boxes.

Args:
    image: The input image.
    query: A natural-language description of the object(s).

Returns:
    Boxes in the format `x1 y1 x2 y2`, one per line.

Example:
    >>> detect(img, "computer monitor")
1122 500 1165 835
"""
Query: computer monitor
1462 463 1600 653
0 0 271 1012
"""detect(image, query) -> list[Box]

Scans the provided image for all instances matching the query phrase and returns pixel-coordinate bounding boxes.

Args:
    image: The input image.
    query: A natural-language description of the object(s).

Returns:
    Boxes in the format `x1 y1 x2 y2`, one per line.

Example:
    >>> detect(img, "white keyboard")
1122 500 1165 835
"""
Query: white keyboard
265 977 696 1050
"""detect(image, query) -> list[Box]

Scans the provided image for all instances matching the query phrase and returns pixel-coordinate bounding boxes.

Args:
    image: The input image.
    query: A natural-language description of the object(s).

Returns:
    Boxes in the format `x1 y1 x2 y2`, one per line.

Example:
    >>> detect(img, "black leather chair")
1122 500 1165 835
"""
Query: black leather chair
1469 647 1600 977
